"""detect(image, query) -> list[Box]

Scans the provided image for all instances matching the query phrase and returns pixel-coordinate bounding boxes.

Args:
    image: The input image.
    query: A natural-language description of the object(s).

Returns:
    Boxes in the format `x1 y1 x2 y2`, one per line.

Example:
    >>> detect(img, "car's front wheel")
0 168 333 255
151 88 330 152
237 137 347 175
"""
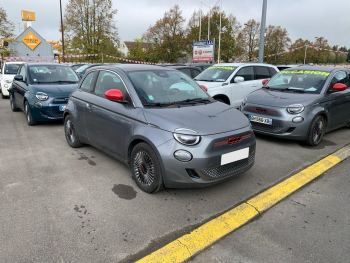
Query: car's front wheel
64 115 82 148
130 143 163 193
306 115 326 146
10 94 19 112
24 101 36 126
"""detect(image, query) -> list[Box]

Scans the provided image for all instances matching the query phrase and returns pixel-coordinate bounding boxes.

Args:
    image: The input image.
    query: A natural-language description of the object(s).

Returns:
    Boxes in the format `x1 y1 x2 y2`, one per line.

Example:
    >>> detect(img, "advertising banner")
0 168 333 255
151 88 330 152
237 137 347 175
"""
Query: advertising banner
193 40 214 63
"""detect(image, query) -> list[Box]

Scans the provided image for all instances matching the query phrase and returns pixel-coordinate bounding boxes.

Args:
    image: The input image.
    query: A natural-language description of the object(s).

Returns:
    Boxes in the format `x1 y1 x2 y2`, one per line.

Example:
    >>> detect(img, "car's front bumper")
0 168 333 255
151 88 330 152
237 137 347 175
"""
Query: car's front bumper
157 127 256 188
31 101 67 121
243 104 311 141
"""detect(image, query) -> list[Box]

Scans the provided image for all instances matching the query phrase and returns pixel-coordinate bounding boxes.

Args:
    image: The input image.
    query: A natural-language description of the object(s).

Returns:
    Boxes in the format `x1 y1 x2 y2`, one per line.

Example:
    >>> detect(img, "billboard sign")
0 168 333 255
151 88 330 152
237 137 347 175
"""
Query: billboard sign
193 40 214 63
21 10 36 21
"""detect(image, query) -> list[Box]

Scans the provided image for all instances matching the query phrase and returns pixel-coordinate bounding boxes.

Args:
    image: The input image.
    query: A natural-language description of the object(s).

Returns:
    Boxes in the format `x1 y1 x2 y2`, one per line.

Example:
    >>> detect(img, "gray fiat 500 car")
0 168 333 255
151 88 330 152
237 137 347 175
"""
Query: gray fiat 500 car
242 66 350 146
64 64 256 193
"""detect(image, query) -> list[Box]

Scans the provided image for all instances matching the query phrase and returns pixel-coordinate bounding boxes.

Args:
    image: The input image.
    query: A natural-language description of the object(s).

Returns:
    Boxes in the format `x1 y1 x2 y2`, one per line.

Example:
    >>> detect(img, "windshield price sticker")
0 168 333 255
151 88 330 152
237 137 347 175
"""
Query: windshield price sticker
281 70 330 77
209 66 236 71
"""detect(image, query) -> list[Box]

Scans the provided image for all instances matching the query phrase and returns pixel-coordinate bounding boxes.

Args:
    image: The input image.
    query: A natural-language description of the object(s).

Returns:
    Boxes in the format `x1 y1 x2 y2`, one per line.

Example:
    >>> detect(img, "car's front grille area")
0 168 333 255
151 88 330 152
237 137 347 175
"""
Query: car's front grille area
52 97 69 104
251 121 284 133
40 107 64 118
244 106 281 117
196 146 255 180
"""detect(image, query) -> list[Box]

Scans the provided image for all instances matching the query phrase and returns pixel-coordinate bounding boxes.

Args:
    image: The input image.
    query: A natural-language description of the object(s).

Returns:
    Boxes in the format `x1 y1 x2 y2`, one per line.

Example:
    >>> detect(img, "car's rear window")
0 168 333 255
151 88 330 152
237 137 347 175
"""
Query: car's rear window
194 66 236 82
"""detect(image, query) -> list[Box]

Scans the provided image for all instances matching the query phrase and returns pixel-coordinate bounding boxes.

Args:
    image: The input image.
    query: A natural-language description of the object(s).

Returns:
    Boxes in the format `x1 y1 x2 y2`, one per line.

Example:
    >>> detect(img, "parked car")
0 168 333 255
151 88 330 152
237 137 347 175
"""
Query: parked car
0 61 25 98
276 64 301 71
9 63 80 125
165 65 202 79
64 64 256 193
195 63 279 108
242 66 350 146
71 63 87 72
75 63 103 78
187 63 212 71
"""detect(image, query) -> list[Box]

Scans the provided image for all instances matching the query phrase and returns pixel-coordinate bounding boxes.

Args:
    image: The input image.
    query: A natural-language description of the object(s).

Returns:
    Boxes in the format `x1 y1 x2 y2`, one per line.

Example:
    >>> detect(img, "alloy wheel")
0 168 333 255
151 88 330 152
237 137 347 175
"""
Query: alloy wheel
133 151 156 186
312 118 325 145
65 119 76 144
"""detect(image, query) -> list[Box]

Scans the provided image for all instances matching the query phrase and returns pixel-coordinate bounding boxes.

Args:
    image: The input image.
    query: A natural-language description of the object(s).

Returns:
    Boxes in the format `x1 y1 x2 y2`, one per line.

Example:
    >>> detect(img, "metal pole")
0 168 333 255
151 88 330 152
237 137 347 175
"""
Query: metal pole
258 0 267 63
304 44 308 64
199 8 202 41
208 8 210 40
218 0 222 63
59 0 65 63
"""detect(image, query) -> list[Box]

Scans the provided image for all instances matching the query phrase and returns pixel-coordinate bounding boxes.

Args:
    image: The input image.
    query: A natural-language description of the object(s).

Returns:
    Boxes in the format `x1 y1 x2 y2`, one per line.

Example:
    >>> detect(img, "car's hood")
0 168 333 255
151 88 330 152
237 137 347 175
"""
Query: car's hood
196 80 224 89
143 101 250 135
29 84 79 97
247 89 320 108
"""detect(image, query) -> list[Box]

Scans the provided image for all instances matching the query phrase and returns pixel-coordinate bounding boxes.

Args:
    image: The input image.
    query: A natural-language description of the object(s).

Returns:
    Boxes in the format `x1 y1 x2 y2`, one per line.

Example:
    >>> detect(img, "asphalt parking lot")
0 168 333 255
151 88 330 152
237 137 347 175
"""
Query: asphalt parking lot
0 97 349 263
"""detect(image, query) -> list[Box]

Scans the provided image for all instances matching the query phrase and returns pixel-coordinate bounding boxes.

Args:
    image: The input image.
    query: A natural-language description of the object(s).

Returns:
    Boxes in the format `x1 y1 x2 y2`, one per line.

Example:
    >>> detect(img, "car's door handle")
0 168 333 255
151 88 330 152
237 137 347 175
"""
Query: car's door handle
86 103 92 110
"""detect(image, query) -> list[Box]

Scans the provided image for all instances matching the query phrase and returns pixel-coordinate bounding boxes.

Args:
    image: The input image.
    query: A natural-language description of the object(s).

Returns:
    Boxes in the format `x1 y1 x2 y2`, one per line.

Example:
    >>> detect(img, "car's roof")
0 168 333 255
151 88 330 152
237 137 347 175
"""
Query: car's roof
96 64 175 72
211 62 276 67
5 61 25 65
287 65 342 72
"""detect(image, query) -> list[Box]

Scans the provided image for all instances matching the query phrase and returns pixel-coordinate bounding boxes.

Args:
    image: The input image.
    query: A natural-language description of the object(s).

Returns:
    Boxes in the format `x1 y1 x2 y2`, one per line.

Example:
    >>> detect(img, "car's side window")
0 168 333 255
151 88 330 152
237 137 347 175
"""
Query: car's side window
178 68 192 78
254 66 271 80
80 71 97 92
94 71 127 98
191 68 201 78
268 67 278 77
233 66 254 82
329 71 349 88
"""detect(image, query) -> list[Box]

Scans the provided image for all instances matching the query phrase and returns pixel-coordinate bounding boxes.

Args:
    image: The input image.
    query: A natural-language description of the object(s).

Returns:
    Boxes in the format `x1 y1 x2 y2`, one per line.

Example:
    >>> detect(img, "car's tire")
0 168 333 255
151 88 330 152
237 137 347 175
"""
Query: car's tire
10 94 19 112
305 115 326 146
24 101 36 126
130 143 164 193
64 115 83 148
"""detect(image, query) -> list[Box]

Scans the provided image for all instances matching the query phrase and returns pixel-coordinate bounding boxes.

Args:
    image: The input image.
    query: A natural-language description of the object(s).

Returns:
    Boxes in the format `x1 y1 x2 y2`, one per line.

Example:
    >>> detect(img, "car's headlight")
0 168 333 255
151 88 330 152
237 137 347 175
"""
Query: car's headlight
287 104 304 114
173 128 201 146
35 92 49 101
4 83 9 88
240 97 248 111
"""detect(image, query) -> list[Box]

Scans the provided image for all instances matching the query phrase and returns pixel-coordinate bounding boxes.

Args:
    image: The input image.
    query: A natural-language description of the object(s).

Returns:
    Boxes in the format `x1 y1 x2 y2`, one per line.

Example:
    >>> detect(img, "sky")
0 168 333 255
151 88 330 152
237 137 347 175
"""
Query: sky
2 0 350 47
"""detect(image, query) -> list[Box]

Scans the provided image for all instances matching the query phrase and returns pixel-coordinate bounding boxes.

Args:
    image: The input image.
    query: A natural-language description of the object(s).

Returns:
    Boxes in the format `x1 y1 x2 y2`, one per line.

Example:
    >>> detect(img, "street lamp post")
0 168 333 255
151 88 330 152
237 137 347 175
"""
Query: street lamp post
258 0 267 63
59 0 65 63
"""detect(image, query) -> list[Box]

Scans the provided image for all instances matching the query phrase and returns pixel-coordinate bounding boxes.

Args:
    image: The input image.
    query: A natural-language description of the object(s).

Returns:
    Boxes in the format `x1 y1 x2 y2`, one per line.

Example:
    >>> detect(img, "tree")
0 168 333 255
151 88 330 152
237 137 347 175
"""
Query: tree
63 0 120 60
185 7 240 62
239 19 260 61
0 7 14 38
144 5 186 63
264 25 290 64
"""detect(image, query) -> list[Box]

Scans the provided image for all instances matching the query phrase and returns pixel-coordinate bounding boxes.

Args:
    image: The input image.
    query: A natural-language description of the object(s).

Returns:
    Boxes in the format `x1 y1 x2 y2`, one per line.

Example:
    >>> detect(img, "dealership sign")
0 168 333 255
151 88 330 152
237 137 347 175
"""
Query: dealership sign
22 31 41 50
193 40 214 62
21 10 36 21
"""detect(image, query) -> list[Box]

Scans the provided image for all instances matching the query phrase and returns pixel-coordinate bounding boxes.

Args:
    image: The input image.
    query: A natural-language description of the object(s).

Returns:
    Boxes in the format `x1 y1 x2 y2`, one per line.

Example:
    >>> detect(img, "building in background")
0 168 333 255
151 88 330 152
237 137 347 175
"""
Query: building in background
7 26 54 62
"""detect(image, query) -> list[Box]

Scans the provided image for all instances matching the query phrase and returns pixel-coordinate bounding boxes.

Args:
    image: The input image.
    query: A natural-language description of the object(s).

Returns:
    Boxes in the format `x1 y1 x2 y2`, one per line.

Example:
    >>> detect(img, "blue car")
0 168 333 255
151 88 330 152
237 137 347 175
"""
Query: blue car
9 63 80 125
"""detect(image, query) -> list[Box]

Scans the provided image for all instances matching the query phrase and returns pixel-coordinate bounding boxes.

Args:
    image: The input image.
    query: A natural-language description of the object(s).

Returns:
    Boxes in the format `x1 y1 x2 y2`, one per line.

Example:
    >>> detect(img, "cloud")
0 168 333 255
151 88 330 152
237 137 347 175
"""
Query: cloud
2 0 350 47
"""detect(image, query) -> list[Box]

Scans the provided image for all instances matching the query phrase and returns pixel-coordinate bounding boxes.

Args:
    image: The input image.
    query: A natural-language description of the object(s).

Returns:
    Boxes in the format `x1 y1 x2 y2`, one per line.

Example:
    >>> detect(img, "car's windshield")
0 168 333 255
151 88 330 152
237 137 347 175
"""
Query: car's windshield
4 64 21 75
194 65 236 82
128 70 211 106
267 69 330 94
28 65 79 84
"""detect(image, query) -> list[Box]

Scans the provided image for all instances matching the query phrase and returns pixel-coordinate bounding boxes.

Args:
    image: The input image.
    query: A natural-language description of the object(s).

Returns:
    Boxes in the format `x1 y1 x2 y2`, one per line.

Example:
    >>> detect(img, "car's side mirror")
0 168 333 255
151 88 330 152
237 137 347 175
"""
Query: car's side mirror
14 75 24 82
331 83 347 92
262 79 269 86
234 76 245 83
104 89 125 103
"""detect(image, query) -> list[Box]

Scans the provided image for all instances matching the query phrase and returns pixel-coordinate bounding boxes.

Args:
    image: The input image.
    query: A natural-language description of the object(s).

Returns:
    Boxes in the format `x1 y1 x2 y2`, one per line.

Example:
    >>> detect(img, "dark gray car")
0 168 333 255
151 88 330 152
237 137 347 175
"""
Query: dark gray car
242 66 350 146
64 64 256 193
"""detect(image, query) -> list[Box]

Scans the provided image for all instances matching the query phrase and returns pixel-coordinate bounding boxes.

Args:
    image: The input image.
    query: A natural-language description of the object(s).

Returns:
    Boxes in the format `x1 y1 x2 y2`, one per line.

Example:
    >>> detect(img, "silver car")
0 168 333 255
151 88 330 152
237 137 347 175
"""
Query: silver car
242 66 350 146
64 65 256 193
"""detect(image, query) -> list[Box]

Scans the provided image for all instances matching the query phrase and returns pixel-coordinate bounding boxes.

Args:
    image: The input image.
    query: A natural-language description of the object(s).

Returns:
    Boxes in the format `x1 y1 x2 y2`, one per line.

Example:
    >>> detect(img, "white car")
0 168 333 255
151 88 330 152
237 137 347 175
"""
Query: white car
0 62 25 98
195 63 279 108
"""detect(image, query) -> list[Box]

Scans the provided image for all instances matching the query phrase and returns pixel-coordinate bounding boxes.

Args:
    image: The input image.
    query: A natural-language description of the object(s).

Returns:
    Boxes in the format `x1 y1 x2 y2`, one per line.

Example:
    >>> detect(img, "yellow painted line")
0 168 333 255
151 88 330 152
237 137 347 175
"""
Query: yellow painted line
136 145 350 263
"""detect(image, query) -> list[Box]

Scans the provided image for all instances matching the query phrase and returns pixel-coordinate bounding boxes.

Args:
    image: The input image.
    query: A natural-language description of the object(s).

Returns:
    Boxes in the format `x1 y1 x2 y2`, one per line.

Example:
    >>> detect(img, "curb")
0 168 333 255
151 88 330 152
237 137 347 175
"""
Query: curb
136 144 350 263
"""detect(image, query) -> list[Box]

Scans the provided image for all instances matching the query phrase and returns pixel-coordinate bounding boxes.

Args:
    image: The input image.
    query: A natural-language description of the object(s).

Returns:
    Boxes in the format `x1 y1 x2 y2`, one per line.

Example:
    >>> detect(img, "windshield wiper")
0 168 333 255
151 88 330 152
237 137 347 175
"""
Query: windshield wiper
194 79 216 82
46 80 79 84
175 98 212 105
284 88 305 93
143 102 176 108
